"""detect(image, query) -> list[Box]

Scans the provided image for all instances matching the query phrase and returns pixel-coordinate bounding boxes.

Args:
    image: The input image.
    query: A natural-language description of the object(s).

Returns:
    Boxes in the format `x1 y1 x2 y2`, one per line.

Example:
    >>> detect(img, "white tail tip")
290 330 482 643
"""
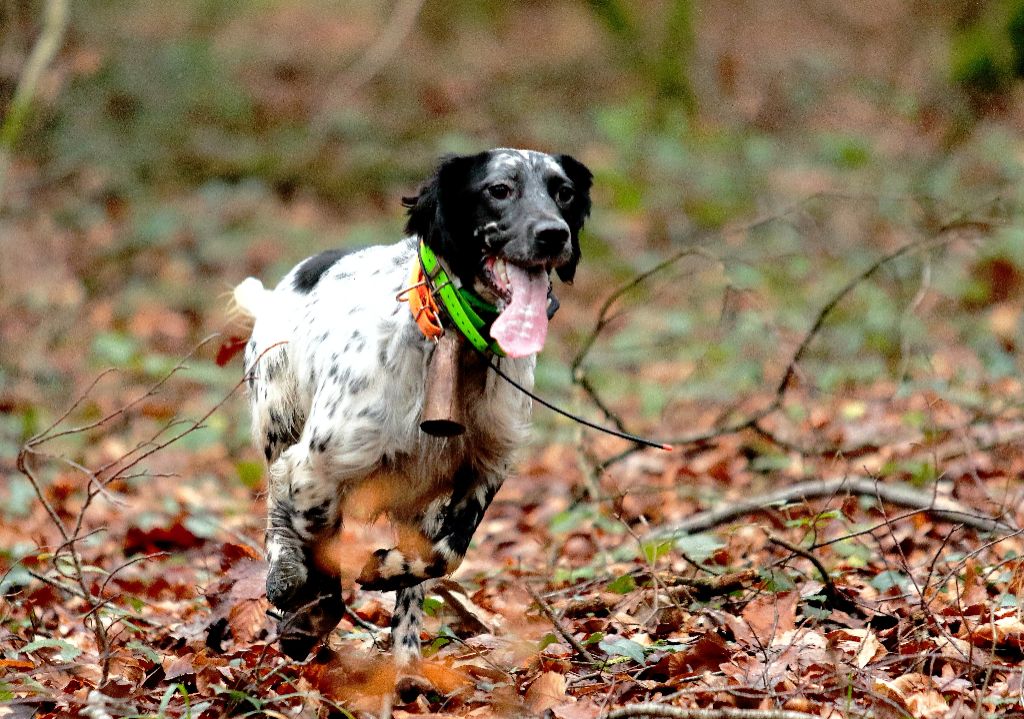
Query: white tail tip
232 277 268 320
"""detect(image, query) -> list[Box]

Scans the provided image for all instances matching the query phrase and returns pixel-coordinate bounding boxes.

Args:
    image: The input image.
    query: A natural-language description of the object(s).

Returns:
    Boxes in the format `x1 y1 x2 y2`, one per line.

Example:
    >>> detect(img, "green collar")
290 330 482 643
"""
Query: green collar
419 242 505 356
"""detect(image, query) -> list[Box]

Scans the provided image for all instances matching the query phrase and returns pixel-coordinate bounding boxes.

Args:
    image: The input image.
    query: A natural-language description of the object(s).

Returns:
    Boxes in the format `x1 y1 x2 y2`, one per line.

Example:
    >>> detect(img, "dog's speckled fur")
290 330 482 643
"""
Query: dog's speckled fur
236 149 592 665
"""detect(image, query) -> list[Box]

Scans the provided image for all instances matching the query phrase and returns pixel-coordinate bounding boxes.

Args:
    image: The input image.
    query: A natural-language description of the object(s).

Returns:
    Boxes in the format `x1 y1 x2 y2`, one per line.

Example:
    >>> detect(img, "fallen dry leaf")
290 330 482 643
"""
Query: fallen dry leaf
874 673 949 719
525 671 570 714
740 591 798 646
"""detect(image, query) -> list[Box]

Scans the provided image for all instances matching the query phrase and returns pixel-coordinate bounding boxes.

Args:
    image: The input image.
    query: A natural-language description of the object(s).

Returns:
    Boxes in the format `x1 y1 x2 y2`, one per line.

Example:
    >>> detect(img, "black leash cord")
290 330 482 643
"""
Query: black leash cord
482 353 673 452
419 255 671 451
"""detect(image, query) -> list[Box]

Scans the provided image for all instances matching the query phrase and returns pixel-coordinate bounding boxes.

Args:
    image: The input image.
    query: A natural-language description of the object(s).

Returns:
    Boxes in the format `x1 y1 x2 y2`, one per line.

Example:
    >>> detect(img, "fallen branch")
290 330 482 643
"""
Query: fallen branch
645 476 1014 543
601 702 818 719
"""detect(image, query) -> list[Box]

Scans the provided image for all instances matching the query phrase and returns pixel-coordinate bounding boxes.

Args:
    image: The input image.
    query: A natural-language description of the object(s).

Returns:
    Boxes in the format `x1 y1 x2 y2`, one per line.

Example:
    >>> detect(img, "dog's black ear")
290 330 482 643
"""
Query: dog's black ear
403 153 484 279
555 154 593 284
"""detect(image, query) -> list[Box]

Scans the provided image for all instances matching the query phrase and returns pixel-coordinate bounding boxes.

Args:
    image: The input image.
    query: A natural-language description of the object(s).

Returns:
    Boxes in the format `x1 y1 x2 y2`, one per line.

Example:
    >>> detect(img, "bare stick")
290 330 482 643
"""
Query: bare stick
526 584 597 664
645 475 1013 542
600 703 818 719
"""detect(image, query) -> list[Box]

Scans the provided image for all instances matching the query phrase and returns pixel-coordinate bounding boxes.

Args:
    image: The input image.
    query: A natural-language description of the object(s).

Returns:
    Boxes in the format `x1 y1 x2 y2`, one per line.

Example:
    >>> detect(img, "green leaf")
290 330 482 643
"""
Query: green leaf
549 506 592 534
91 332 140 366
870 570 910 592
422 595 443 617
759 568 796 592
126 640 161 663
606 573 637 594
673 533 724 563
21 638 82 662
537 632 560 651
641 540 672 564
598 636 647 664
583 631 606 646
235 460 264 489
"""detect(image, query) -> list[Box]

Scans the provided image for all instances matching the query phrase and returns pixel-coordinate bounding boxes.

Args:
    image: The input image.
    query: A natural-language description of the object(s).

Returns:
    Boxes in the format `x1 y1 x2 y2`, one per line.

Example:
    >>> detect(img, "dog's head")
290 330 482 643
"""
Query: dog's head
403 148 593 357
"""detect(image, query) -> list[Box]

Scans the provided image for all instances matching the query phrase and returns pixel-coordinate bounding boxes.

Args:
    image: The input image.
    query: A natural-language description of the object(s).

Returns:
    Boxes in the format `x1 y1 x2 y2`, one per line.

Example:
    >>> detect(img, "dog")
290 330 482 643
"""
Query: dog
233 148 592 669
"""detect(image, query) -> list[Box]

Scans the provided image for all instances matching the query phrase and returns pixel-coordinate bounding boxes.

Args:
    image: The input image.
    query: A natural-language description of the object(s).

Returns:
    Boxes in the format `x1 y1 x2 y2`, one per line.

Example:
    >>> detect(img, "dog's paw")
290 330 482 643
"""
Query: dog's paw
276 591 345 661
266 553 310 609
356 548 444 591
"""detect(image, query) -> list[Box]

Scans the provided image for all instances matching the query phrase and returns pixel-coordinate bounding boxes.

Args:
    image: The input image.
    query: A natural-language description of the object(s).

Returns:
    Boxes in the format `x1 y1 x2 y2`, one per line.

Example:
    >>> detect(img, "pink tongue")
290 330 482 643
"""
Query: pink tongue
490 264 550 357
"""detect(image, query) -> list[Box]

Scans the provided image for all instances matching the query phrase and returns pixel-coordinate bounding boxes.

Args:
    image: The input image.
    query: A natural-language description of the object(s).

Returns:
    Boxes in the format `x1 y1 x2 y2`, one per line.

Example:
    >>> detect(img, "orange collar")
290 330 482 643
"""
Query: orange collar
399 259 444 340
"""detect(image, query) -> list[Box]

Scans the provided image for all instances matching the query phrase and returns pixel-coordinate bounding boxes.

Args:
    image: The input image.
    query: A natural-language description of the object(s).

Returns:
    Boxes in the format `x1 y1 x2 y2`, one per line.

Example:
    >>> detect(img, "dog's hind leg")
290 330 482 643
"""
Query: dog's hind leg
246 343 343 659
264 442 348 659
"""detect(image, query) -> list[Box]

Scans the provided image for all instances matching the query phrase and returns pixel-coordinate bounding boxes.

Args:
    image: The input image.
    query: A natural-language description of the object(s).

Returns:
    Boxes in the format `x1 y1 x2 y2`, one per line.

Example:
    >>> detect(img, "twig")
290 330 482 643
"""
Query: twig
766 533 861 614
0 0 70 206
433 582 494 636
600 703 818 719
645 475 1013 542
526 584 598 664
766 535 834 593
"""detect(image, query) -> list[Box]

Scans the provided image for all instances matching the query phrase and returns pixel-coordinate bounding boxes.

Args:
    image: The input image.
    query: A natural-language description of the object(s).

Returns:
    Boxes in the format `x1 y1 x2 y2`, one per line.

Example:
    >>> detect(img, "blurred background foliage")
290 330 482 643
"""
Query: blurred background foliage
0 0 1023 453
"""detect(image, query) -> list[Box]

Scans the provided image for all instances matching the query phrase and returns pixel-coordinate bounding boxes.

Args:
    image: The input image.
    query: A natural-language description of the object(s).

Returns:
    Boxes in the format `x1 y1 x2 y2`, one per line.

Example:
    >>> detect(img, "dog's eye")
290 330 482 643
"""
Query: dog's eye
555 185 574 205
487 183 512 201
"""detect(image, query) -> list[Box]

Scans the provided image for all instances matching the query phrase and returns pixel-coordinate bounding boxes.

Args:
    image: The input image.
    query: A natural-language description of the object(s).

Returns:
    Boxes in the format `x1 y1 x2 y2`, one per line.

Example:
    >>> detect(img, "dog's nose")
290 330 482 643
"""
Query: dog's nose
535 224 570 255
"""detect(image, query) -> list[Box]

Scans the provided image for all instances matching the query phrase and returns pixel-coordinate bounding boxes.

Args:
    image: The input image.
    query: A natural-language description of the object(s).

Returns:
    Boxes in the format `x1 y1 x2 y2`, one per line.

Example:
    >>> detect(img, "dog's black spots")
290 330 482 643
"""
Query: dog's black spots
269 497 297 528
302 500 332 531
316 433 331 453
427 555 447 577
293 249 346 293
356 404 387 424
348 375 369 394
447 528 474 557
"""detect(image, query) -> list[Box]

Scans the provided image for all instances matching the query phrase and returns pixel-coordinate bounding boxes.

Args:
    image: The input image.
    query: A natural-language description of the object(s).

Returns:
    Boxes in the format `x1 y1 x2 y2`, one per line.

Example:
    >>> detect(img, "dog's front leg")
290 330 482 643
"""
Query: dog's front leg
356 465 503 592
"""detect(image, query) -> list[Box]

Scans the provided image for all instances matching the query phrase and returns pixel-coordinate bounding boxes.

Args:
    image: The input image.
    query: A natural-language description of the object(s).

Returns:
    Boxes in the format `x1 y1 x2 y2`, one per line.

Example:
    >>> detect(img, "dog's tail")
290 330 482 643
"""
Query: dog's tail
230 277 273 322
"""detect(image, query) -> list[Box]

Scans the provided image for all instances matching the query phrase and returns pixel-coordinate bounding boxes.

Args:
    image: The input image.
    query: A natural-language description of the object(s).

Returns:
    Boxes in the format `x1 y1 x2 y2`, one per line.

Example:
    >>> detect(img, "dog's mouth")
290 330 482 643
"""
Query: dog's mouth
480 256 552 358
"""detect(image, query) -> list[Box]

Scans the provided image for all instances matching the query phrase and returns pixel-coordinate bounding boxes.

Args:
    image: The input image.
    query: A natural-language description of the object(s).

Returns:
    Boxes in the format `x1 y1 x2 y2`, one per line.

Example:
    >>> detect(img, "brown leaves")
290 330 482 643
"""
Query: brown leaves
874 673 950 719
959 609 1024 651
738 590 798 646
524 671 570 714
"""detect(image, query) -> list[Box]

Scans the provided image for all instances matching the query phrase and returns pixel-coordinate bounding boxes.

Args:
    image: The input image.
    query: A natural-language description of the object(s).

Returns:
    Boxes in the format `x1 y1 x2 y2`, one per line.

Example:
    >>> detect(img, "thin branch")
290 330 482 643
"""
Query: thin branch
645 475 1014 542
526 583 598 664
766 533 859 614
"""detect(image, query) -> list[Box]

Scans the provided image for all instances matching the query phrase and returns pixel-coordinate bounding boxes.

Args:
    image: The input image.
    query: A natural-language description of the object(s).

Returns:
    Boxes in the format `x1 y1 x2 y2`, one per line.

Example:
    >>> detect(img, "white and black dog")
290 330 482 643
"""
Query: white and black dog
234 148 592 666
